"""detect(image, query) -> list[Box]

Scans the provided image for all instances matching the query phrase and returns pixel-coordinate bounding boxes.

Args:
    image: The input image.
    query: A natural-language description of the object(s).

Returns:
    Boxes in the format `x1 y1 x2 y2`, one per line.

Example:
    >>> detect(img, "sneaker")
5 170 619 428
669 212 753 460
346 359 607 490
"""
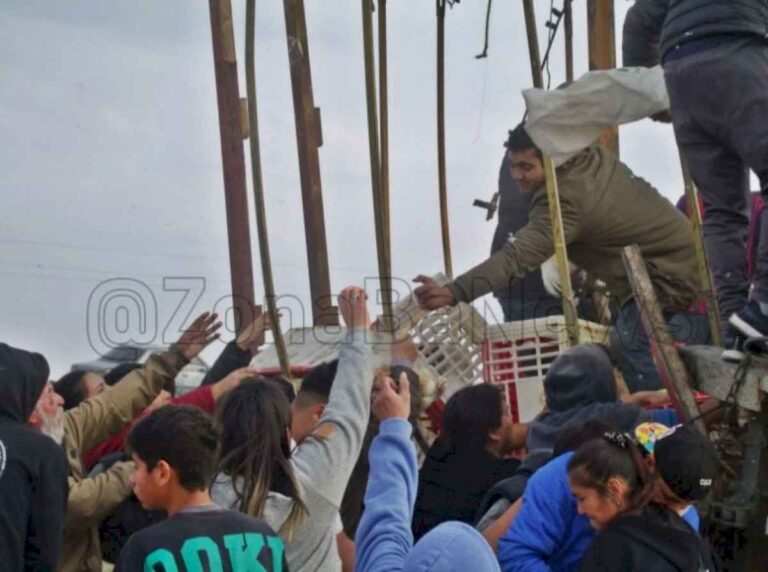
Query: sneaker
729 301 768 340
721 327 746 363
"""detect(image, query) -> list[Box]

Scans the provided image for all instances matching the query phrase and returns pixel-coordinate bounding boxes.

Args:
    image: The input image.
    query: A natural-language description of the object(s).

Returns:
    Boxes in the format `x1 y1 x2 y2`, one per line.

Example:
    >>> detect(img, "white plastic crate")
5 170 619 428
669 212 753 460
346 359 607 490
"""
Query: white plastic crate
483 316 609 423
390 274 486 398
251 274 486 399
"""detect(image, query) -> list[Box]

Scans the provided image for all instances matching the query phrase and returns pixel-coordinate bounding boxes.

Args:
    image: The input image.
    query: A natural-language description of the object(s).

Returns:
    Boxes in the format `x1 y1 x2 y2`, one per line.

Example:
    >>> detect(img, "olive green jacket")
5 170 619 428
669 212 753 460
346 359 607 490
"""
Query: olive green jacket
449 146 699 314
57 348 187 572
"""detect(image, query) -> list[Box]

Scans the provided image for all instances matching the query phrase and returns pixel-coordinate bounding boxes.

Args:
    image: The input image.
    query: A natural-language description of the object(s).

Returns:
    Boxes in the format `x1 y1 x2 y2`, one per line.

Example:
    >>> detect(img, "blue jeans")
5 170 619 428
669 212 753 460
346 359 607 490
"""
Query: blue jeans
610 301 711 392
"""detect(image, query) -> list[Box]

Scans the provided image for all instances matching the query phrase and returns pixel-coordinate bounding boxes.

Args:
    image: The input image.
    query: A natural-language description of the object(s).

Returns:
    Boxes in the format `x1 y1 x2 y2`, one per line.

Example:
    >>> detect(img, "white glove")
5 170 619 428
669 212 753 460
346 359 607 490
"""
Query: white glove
540 255 577 297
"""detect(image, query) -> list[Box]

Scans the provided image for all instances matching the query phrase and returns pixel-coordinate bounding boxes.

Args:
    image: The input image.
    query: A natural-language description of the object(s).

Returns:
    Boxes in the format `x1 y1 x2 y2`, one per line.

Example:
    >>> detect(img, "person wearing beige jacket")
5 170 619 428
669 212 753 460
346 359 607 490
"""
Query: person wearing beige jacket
56 312 221 572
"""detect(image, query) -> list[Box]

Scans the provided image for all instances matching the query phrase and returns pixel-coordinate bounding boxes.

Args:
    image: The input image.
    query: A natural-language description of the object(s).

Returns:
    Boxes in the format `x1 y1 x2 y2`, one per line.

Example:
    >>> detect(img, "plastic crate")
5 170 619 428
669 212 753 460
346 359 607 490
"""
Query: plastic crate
390 273 486 398
251 274 486 399
483 316 610 423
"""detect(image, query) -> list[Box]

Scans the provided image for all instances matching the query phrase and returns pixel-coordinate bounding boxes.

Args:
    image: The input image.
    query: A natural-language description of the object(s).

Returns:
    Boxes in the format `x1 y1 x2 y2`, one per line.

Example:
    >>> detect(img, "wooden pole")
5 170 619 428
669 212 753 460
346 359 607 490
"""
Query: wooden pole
681 157 722 346
522 0 580 346
564 0 574 82
245 0 291 378
208 0 259 336
282 0 338 327
622 245 708 436
587 0 619 153
362 0 393 331
437 0 453 278
379 0 391 272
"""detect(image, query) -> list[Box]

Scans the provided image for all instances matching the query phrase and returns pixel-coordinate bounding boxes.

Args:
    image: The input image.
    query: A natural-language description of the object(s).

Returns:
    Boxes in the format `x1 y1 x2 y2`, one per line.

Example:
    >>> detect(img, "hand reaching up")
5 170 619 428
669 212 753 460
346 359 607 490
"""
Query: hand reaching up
339 286 371 330
372 373 411 422
236 311 280 352
174 312 222 360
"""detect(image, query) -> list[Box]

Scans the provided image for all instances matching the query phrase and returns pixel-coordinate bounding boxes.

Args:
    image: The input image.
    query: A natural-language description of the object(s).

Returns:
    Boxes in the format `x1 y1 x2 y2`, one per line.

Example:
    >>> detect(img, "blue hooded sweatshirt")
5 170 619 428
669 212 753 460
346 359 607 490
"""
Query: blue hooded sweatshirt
355 419 500 572
497 453 700 572
498 452 591 572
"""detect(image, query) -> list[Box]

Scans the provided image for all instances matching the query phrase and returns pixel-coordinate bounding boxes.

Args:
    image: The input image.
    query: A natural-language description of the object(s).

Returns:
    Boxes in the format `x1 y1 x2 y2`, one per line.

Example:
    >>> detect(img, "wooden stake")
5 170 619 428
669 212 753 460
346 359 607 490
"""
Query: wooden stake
564 0 574 82
587 0 619 153
437 0 453 278
208 0 259 336
282 0 338 326
622 245 708 435
522 0 580 347
245 0 291 378
680 156 722 346
362 0 393 331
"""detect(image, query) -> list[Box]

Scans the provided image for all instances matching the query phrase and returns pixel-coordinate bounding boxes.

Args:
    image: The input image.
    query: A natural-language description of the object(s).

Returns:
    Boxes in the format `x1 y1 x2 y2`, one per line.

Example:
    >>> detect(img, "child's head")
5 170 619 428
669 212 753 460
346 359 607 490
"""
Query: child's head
127 405 219 510
216 379 307 538
652 424 719 504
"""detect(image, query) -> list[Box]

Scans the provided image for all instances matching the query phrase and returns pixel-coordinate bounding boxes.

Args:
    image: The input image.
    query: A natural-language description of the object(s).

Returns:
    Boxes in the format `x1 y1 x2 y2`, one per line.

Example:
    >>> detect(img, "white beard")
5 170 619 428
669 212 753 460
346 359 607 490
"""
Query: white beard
39 408 65 446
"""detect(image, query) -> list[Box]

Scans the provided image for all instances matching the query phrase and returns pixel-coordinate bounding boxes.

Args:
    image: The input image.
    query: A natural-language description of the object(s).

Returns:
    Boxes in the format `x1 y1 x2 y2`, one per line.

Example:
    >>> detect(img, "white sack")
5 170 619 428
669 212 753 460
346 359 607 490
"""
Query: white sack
523 66 669 167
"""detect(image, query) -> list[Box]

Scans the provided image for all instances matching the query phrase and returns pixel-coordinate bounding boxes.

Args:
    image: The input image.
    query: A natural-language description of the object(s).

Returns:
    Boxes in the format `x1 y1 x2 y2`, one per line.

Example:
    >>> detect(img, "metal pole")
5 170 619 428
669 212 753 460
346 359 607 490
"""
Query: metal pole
522 0 580 346
362 0 393 331
564 0 574 82
437 0 453 278
587 0 619 153
282 0 338 327
246 0 291 378
208 0 258 336
681 157 723 346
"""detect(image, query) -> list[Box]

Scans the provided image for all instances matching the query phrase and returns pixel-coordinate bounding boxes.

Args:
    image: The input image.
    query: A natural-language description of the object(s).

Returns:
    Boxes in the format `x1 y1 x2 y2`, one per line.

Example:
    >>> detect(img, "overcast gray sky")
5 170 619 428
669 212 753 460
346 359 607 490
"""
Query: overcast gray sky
0 0 690 377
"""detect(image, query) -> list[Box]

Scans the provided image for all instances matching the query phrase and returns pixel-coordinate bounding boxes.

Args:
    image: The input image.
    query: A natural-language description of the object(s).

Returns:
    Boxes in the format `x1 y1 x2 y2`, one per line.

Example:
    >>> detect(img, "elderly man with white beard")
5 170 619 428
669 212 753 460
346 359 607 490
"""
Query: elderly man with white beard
0 344 69 571
30 312 222 572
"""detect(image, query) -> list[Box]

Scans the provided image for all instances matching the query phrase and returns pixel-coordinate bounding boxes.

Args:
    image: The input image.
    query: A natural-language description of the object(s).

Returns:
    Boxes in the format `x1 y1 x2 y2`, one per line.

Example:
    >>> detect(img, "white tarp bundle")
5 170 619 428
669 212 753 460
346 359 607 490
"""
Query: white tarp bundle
523 66 669 166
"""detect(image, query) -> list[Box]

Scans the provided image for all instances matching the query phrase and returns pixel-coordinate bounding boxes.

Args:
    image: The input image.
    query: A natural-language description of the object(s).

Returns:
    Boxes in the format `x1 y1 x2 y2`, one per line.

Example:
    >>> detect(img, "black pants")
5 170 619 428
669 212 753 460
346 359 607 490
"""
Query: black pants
664 39 768 323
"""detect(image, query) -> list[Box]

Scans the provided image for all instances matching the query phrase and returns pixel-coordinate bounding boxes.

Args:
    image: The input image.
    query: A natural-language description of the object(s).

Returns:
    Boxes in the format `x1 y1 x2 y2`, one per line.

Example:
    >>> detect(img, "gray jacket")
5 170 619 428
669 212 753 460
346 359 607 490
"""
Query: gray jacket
212 329 376 572
623 0 768 67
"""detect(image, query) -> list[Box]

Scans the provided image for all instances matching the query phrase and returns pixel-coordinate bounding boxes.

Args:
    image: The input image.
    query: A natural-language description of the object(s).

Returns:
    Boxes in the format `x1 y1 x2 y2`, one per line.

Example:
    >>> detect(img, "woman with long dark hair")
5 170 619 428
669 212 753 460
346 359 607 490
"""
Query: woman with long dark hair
211 285 377 572
568 433 713 571
213 380 308 538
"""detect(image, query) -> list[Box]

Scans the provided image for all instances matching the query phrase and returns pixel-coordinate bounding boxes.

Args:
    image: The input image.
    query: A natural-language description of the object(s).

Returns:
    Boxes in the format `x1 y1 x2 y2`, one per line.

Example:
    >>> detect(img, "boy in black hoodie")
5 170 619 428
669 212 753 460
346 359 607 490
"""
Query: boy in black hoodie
0 343 69 571
116 405 287 571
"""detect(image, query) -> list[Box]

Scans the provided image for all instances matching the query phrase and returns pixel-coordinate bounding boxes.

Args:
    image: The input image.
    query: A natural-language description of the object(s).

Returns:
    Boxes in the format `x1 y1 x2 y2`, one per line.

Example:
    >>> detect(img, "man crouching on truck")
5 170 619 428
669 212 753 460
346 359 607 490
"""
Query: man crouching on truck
415 124 709 392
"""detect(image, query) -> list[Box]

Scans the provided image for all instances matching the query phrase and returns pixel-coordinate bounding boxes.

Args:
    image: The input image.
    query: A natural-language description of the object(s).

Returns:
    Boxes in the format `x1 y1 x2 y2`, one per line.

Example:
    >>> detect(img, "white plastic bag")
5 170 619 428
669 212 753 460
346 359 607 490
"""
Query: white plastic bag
523 66 669 166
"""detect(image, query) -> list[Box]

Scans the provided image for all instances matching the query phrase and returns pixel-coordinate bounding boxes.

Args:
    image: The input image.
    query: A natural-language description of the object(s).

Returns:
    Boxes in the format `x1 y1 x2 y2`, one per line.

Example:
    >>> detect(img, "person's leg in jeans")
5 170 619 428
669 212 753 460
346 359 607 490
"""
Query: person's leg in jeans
722 44 768 324
664 47 751 330
666 41 768 344
610 301 710 393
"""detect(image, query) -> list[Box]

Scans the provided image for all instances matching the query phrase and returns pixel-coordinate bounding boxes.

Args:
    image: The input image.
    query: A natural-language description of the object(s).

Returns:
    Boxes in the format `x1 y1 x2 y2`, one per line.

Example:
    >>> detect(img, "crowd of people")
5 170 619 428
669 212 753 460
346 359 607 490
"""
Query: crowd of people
1 283 721 571
4 0 767 570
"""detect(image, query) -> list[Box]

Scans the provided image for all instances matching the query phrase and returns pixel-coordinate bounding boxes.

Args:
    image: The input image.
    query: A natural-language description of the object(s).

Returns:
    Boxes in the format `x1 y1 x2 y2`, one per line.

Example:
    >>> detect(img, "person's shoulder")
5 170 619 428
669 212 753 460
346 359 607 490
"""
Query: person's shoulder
534 451 573 479
216 507 281 535
1 425 66 464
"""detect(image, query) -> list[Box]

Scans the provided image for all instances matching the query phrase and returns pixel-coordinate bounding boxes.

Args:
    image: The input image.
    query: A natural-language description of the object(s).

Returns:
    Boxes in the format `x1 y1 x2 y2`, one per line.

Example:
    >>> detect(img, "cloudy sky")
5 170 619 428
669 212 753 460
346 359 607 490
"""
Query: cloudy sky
0 0 691 377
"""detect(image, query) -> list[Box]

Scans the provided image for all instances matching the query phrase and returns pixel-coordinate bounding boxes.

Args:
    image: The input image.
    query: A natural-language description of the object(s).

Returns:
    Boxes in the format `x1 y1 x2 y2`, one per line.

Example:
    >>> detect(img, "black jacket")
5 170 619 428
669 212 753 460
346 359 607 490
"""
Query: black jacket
623 0 768 68
200 340 251 386
580 505 713 572
412 438 520 540
0 343 69 571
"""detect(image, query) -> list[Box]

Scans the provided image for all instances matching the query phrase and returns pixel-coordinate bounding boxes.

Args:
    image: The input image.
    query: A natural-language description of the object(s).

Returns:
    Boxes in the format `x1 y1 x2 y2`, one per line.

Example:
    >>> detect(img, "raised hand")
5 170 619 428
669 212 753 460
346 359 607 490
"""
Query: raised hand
339 286 371 330
236 311 280 351
372 373 411 421
174 312 222 360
